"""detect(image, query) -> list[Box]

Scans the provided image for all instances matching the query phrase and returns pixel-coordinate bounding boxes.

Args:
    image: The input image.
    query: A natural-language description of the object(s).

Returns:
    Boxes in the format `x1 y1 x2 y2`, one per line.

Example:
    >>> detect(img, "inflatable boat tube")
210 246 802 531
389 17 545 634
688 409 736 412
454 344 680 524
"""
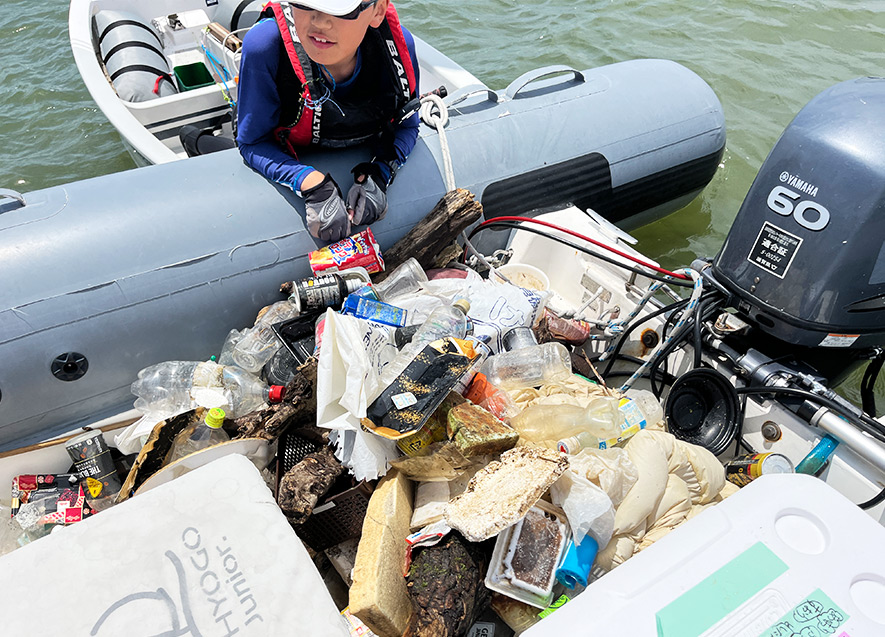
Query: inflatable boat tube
93 10 178 101
0 59 724 450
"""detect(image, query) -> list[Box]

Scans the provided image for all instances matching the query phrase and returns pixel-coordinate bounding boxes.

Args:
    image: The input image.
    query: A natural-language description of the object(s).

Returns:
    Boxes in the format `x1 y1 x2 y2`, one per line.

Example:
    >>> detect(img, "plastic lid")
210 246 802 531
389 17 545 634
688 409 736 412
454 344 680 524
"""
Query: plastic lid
204 407 226 428
453 299 471 315
268 385 287 403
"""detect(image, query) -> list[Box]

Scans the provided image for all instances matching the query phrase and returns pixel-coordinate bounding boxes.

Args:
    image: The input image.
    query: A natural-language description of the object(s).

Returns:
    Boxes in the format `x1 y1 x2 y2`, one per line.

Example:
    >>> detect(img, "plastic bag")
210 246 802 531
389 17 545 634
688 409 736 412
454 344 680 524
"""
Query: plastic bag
550 469 615 547
315 310 400 480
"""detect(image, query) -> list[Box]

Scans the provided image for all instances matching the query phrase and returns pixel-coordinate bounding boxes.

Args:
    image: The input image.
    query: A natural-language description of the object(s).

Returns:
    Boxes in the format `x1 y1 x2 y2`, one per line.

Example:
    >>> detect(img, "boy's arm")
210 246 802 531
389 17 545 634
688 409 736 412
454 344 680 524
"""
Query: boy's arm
236 20 320 193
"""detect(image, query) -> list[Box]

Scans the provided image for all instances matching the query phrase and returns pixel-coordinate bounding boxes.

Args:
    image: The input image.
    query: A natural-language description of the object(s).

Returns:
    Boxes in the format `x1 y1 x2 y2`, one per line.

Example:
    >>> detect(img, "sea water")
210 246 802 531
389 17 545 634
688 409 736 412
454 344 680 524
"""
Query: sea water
1 0 882 400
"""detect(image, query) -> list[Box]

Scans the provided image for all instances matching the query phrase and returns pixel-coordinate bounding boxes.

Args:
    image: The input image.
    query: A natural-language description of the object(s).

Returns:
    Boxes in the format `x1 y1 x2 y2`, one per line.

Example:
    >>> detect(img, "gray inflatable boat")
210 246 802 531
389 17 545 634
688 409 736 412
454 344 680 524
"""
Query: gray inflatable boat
0 58 725 450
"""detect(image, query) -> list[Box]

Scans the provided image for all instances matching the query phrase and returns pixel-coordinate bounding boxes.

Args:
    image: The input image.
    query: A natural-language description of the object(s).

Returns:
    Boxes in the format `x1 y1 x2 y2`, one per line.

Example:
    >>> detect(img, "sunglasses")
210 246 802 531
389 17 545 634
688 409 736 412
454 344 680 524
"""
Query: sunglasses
289 0 378 20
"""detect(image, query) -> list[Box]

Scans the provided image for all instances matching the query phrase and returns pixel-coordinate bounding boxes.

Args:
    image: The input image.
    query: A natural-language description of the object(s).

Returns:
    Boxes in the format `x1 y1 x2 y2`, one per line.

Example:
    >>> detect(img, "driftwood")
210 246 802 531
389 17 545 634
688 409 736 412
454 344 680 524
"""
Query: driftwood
405 533 490 637
234 357 318 441
376 188 483 280
277 445 345 524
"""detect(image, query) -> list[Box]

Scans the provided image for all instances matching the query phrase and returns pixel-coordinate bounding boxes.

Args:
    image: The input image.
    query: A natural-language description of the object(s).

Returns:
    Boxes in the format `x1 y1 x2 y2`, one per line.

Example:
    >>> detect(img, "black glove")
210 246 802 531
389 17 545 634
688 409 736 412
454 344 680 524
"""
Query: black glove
303 173 351 243
346 162 388 226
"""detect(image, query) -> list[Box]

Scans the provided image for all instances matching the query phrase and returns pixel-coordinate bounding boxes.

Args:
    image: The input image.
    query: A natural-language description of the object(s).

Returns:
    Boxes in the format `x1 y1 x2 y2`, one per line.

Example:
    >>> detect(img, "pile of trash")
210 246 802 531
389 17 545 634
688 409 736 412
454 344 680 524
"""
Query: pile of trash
1 230 747 636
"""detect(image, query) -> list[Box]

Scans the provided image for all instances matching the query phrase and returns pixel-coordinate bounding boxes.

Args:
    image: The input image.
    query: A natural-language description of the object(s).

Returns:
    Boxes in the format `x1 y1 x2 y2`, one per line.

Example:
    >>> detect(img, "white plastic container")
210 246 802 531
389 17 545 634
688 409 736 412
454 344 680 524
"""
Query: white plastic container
525 473 885 636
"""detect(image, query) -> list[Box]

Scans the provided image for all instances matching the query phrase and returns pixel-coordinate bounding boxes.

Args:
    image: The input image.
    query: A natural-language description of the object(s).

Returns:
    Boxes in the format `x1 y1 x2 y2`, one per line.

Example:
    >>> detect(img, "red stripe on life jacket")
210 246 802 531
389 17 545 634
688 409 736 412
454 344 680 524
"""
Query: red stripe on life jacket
266 2 315 151
384 2 417 97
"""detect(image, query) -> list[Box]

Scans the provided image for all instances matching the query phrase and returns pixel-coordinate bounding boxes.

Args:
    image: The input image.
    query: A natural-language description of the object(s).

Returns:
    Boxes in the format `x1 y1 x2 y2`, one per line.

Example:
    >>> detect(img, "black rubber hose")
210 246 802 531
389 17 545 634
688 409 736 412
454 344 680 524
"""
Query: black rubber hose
860 349 884 417
735 385 885 444
858 486 885 511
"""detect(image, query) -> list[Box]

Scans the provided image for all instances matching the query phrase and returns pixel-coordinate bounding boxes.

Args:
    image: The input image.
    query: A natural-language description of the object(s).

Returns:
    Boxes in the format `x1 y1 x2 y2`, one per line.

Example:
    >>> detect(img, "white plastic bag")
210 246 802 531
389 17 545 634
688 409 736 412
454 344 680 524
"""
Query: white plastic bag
315 311 400 480
551 469 615 547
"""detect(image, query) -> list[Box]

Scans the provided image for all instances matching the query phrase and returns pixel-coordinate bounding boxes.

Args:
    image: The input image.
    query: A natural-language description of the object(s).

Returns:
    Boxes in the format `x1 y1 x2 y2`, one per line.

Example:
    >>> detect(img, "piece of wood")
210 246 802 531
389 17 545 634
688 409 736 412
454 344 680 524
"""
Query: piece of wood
233 357 317 441
376 189 483 280
277 445 345 524
405 533 490 637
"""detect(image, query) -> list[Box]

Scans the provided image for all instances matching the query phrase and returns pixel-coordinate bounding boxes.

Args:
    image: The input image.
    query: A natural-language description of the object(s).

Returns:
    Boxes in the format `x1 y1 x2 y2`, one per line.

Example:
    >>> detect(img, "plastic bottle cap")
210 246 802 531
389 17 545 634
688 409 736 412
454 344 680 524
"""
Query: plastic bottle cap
268 385 287 403
205 407 226 428
453 299 471 315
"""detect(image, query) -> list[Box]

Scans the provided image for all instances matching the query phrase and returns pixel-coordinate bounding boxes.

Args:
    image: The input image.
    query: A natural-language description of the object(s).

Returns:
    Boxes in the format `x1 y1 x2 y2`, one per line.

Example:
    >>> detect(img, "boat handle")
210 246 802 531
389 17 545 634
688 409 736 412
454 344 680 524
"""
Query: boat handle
504 65 586 99
0 188 26 212
445 84 500 108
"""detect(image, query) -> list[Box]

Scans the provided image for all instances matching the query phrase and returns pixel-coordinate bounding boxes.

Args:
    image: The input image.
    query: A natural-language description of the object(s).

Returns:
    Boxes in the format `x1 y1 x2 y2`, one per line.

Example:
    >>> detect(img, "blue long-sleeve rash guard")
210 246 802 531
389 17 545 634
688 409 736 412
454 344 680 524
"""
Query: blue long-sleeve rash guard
236 18 420 193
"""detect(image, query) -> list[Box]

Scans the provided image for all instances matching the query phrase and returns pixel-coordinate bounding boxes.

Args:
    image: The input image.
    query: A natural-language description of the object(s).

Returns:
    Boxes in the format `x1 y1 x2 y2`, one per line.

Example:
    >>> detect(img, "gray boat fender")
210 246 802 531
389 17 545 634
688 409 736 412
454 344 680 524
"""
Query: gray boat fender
93 10 178 102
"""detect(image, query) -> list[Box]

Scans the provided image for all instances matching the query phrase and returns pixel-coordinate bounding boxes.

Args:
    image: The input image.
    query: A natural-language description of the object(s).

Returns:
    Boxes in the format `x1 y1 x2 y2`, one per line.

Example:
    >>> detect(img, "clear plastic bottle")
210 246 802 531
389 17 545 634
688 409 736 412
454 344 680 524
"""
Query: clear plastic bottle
509 395 622 448
165 407 230 464
379 299 471 385
131 360 285 419
231 300 301 373
480 341 572 391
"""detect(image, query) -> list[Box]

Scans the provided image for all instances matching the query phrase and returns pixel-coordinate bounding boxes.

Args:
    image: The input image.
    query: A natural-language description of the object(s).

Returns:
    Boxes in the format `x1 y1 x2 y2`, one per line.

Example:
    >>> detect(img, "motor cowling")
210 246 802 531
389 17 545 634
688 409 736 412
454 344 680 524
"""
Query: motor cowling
713 77 885 352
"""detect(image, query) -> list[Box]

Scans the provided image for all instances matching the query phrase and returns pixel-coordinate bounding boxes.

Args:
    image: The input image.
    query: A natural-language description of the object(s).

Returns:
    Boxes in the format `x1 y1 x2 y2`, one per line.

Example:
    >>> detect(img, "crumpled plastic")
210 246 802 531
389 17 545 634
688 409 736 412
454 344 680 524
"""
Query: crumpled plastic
316 310 400 481
569 447 639 507
550 469 615 548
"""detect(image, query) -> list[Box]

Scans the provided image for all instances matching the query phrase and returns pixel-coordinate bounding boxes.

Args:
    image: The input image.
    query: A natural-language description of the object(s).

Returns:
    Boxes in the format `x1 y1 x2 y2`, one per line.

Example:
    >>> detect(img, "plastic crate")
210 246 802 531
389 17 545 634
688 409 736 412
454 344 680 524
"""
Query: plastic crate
276 429 374 552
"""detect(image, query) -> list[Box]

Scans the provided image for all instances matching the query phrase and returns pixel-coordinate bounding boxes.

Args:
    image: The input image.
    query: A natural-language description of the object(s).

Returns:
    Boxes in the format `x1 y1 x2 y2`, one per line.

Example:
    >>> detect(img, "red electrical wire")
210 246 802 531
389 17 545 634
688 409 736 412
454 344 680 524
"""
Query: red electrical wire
476 216 690 281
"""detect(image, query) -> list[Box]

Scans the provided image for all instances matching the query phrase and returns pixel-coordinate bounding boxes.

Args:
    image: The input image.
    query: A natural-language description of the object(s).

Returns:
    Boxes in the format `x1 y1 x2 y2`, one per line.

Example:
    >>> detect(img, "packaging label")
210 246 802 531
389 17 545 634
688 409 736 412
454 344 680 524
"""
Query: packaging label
391 392 418 410
747 222 802 279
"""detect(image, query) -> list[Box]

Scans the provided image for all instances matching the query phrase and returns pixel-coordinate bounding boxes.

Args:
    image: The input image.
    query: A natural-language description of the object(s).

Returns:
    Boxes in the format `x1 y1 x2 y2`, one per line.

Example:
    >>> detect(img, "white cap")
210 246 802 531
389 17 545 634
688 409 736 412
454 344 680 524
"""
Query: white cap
285 0 370 16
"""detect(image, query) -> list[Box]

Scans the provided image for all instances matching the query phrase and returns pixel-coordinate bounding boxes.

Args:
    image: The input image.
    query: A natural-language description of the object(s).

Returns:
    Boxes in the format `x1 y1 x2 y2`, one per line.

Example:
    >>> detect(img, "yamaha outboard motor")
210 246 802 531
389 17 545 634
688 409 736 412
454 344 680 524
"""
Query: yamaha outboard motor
712 77 885 383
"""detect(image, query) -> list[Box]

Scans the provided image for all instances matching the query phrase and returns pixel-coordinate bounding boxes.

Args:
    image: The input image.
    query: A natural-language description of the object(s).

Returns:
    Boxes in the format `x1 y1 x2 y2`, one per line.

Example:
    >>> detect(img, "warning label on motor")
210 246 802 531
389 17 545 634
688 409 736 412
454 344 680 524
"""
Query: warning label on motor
747 222 802 279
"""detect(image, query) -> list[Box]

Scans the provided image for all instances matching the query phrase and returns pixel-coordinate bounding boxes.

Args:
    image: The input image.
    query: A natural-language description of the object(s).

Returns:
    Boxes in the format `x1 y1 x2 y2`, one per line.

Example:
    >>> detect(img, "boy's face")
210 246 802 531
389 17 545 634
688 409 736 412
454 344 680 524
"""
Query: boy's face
293 0 389 74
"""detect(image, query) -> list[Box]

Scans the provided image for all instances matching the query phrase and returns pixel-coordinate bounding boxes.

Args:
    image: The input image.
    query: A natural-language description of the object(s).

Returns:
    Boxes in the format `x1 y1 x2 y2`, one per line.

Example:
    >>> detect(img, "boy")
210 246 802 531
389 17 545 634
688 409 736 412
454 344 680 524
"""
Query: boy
236 0 420 242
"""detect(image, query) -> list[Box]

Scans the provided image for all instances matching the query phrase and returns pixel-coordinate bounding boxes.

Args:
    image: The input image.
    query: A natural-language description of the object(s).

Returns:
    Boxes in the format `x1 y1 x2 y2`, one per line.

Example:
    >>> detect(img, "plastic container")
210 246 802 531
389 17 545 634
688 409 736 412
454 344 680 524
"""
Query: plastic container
232 300 301 372
480 341 572 391
494 263 550 291
373 257 428 302
173 62 214 91
379 299 471 386
131 360 285 419
165 407 230 464
665 367 741 455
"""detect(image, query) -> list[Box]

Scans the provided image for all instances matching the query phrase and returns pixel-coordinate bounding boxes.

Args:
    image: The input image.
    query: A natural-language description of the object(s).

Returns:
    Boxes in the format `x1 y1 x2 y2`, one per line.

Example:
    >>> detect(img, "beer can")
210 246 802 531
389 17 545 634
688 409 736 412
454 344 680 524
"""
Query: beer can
725 452 794 487
291 273 364 313
65 430 123 510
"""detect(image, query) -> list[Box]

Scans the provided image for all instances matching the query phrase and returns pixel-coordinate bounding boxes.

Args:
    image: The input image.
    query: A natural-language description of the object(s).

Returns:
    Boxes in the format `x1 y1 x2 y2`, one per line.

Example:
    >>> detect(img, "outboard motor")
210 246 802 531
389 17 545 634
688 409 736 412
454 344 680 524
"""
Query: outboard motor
712 77 885 383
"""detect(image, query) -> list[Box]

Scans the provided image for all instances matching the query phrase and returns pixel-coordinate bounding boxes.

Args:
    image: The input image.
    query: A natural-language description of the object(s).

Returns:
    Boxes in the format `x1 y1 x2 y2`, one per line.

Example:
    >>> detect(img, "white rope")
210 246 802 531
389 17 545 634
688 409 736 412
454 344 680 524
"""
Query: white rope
419 93 455 192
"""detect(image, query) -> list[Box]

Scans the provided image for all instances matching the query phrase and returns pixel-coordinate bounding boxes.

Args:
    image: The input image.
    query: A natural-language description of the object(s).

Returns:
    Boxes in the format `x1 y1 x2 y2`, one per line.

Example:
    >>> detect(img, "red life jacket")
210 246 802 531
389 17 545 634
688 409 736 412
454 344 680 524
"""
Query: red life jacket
264 1 417 156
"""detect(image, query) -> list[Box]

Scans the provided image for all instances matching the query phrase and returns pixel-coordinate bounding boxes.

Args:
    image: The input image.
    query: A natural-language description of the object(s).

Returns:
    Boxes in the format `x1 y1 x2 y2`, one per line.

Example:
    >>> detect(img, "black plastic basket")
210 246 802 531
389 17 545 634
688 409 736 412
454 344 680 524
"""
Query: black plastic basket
276 428 374 552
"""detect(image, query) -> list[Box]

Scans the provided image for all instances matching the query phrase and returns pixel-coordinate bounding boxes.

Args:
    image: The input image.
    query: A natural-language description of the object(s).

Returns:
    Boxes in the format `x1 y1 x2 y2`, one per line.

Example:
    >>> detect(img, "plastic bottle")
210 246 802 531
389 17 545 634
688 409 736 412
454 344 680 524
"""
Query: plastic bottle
165 407 230 464
231 300 301 373
480 341 572 391
509 395 622 449
379 299 471 385
511 389 664 451
373 257 428 302
131 360 285 419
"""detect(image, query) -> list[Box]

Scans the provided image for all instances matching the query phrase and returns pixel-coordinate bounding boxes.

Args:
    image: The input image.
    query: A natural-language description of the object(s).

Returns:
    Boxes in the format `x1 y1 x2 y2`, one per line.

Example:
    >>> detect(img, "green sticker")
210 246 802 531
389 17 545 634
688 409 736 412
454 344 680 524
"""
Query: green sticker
655 542 789 637
759 588 849 637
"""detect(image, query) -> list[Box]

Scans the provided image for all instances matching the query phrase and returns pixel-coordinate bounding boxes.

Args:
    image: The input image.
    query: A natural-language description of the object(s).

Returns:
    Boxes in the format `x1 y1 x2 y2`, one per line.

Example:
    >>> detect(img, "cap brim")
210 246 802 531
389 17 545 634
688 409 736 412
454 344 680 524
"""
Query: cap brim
285 0 364 16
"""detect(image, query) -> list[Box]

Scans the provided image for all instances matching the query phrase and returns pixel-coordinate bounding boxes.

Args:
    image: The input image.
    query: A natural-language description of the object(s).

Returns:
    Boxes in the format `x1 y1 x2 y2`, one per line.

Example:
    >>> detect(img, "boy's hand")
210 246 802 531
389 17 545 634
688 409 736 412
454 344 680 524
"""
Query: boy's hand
346 162 388 226
302 173 351 243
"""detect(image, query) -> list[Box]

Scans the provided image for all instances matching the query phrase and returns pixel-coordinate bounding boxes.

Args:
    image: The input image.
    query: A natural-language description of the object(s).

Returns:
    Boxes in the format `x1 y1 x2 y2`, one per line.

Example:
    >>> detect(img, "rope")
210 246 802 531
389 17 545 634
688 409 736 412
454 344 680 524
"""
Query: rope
618 268 704 392
419 93 455 191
